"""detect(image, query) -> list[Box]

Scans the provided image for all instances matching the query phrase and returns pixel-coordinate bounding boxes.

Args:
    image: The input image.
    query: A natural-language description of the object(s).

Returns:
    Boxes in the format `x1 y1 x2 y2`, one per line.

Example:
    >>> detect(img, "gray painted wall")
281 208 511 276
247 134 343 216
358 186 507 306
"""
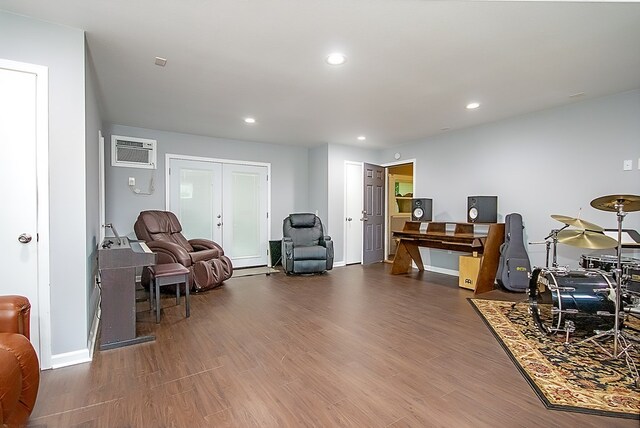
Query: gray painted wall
308 144 329 224
379 90 640 271
85 39 103 337
0 12 89 356
104 125 309 241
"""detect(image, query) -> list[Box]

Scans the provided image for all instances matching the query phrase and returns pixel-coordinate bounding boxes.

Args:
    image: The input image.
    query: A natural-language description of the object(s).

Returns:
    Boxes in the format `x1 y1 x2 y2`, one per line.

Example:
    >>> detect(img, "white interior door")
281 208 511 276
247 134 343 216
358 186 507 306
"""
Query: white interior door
0 62 48 361
169 158 223 244
222 163 268 268
344 162 363 264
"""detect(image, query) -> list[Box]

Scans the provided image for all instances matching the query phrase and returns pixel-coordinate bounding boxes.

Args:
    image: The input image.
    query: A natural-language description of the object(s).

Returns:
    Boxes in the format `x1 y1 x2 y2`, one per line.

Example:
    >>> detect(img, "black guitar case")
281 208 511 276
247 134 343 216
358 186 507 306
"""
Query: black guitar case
496 213 531 292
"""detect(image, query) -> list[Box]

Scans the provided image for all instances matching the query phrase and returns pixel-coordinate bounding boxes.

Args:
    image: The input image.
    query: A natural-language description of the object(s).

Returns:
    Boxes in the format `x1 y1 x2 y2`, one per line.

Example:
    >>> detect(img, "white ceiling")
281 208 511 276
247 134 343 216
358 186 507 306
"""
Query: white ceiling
2 0 640 149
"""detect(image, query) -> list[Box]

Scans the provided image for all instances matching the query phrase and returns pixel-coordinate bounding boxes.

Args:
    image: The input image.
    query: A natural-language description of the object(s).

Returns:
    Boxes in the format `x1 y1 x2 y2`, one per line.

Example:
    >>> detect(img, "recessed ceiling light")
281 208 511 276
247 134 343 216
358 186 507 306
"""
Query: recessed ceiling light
154 57 167 67
326 53 347 66
244 117 256 124
357 135 366 141
466 102 480 109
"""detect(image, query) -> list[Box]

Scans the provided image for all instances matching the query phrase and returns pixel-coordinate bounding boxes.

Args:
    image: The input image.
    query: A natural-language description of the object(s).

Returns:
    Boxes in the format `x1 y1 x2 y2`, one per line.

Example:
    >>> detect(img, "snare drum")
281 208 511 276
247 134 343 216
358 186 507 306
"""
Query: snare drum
580 254 640 272
529 267 618 338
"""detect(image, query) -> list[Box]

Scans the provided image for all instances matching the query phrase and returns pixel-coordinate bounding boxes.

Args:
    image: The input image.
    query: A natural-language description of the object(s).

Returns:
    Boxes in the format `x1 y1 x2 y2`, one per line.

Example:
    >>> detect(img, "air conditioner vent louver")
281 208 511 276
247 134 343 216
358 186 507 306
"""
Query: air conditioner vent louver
111 135 157 169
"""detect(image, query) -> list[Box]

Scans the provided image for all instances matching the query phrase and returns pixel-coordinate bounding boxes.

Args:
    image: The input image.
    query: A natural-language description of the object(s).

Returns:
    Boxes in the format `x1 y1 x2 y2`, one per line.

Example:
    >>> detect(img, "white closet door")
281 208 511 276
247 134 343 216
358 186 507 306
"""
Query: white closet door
0 64 44 361
222 163 268 268
168 159 223 244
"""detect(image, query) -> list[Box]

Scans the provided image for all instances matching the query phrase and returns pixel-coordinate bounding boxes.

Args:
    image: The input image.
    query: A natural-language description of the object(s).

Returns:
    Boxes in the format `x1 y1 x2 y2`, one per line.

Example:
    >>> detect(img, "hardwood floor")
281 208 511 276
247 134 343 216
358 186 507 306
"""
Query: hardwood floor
30 264 638 427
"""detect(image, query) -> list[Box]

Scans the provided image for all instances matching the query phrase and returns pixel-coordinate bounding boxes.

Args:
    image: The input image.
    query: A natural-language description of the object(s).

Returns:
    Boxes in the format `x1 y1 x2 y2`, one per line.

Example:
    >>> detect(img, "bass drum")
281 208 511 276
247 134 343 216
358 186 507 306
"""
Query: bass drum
529 268 618 337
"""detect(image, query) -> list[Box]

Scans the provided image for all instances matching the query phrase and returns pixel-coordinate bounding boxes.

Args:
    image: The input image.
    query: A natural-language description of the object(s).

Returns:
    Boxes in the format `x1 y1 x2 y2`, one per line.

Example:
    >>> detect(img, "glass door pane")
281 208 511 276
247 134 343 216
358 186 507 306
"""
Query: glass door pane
168 159 222 243
223 164 268 267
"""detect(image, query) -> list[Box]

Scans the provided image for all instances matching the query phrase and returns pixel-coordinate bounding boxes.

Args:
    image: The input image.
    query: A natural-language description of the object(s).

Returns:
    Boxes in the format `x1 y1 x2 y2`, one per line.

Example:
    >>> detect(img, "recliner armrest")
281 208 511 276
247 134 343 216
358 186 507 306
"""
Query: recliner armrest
146 241 192 267
188 239 224 255
0 296 31 338
282 239 293 255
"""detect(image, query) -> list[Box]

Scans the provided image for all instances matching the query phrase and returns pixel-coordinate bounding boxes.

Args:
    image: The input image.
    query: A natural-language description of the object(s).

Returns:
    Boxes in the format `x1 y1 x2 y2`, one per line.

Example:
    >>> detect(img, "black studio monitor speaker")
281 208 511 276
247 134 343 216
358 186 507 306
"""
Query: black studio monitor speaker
467 196 497 223
411 198 433 222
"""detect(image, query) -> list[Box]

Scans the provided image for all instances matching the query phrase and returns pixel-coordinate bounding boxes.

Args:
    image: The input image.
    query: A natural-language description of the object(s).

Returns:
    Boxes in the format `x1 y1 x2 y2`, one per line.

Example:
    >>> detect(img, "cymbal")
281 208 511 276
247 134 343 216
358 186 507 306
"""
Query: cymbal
550 214 604 232
590 194 640 212
556 229 618 249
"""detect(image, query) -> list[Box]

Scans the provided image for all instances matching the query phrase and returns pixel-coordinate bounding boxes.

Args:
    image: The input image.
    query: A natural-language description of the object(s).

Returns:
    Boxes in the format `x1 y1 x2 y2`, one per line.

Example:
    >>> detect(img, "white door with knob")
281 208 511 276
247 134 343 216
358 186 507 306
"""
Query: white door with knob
344 161 363 264
0 59 50 366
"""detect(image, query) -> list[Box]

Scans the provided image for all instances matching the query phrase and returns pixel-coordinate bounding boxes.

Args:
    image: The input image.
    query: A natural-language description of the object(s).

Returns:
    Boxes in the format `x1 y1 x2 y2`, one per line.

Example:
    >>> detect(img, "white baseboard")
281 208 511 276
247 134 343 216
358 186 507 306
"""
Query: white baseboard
49 304 99 369
423 265 458 277
333 261 346 267
51 348 92 369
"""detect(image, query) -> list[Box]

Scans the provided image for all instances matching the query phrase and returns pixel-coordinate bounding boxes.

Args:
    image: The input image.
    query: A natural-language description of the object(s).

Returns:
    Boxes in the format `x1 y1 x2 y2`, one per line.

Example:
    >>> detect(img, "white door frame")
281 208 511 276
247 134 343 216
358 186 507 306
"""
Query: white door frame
381 159 416 260
0 58 52 368
343 161 364 265
165 153 272 253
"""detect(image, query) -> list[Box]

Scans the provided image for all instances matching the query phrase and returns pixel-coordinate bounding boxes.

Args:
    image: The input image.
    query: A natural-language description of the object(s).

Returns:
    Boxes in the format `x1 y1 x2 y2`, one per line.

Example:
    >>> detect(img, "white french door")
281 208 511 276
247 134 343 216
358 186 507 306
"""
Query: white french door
169 159 223 244
168 157 269 268
0 59 50 367
222 163 268 268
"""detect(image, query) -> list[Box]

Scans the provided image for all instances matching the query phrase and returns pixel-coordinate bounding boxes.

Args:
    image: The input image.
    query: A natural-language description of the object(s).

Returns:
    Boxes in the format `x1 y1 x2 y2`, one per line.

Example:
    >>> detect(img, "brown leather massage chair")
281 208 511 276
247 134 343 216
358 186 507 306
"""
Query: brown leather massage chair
0 295 40 427
134 210 233 291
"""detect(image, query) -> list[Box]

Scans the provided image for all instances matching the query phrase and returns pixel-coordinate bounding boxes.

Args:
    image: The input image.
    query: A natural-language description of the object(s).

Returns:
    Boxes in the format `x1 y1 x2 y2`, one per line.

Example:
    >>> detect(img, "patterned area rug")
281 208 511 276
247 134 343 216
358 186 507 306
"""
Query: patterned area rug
469 298 640 419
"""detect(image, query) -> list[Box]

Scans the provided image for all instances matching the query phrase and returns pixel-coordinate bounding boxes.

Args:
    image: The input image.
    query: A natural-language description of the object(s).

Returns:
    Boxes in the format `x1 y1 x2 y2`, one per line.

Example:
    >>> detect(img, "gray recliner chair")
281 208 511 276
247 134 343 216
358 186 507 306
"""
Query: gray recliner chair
282 213 334 274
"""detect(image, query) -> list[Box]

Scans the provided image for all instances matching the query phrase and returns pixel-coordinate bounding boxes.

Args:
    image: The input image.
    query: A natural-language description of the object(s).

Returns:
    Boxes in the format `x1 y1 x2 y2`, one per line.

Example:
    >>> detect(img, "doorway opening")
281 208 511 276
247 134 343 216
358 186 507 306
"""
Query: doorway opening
386 162 414 262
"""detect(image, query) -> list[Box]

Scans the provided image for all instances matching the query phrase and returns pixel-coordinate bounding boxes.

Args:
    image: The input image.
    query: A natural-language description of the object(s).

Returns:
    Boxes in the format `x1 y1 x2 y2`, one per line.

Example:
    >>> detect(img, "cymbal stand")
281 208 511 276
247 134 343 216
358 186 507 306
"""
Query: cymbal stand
544 225 567 268
579 201 639 387
512 226 569 313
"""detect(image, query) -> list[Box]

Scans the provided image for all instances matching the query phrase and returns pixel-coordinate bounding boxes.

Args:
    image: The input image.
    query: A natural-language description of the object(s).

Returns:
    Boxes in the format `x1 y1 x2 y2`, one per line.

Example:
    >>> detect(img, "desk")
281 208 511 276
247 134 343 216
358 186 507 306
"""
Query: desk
98 237 156 350
391 222 505 294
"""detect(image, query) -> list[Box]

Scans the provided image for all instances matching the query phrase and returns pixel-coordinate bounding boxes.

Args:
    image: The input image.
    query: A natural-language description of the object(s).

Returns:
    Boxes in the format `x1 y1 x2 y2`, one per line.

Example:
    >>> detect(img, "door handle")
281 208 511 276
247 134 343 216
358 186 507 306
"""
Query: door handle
18 233 32 244
346 217 352 221
217 222 223 227
360 217 368 222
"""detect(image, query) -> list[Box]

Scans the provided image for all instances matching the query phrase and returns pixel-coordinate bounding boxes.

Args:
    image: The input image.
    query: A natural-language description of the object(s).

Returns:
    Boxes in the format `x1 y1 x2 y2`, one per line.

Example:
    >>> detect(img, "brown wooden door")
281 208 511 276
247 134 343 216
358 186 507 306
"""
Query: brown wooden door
363 163 385 264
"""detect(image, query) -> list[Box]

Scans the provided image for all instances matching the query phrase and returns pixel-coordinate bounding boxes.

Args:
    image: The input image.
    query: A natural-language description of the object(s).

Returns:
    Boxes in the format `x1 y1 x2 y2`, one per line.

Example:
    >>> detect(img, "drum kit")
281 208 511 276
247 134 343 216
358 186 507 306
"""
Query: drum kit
527 194 640 387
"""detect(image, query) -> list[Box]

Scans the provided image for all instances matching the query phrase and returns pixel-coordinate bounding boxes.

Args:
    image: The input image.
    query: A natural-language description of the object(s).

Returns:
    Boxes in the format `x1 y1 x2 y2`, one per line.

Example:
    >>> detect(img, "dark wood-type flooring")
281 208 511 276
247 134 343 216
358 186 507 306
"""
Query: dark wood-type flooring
29 264 638 427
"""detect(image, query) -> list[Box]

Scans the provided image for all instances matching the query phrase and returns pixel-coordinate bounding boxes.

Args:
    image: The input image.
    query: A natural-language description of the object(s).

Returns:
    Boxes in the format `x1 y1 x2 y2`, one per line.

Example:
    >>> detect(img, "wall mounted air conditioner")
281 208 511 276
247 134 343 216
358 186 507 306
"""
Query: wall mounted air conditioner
111 135 157 169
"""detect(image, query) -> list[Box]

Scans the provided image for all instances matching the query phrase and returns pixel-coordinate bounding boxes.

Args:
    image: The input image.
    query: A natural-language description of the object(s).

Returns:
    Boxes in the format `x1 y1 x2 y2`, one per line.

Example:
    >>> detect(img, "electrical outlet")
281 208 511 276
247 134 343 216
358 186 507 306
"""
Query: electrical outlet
623 160 632 171
128 177 135 186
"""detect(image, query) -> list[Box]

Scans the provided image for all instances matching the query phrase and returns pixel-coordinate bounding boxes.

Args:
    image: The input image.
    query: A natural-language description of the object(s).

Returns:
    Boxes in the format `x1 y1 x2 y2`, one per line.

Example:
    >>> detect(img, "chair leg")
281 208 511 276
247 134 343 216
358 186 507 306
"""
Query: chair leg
155 279 161 324
149 281 154 311
176 281 180 305
185 278 190 318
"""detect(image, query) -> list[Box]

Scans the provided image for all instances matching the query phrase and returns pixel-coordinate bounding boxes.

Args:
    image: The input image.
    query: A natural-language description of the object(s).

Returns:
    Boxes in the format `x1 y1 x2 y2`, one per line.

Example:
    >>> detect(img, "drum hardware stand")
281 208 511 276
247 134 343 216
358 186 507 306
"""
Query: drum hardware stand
563 320 575 344
578 200 639 387
513 228 570 314
529 225 568 269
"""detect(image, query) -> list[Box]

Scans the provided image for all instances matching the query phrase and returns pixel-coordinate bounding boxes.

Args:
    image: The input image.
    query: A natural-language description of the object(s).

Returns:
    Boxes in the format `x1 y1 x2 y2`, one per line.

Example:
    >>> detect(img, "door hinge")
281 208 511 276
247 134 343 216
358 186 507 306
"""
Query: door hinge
266 212 269 218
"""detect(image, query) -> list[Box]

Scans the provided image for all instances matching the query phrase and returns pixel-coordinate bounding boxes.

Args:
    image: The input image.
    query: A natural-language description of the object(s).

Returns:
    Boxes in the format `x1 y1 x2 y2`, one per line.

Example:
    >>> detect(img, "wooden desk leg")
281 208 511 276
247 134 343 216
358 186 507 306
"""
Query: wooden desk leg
474 223 505 294
391 240 424 274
